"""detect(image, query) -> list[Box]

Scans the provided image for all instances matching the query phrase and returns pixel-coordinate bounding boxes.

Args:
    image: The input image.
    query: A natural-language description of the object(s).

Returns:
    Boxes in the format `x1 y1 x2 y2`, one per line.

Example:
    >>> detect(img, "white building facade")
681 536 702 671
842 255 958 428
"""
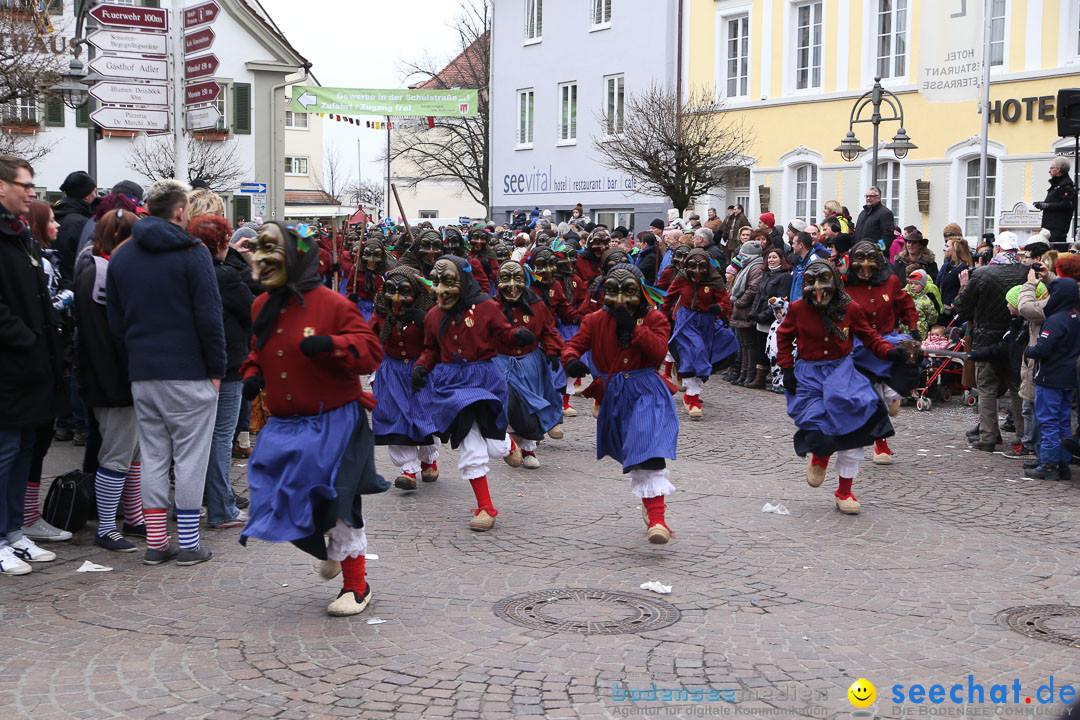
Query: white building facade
489 0 678 231
14 0 306 222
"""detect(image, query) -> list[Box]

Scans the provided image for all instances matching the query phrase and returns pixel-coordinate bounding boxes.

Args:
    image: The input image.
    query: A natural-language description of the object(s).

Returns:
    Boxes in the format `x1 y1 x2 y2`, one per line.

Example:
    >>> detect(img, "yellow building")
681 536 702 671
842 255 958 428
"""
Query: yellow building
685 0 1080 242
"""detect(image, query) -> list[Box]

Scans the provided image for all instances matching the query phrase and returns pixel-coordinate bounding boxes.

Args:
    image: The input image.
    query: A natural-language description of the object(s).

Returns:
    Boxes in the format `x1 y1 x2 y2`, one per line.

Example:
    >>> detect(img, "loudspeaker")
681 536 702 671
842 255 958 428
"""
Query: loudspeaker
1058 89 1080 137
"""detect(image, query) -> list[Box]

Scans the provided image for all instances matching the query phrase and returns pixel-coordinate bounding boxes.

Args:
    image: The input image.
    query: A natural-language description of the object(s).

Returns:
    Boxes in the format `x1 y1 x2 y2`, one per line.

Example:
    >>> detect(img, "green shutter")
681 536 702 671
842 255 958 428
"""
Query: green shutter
75 103 89 128
232 82 251 135
232 195 251 223
142 0 160 7
47 0 63 15
44 98 64 127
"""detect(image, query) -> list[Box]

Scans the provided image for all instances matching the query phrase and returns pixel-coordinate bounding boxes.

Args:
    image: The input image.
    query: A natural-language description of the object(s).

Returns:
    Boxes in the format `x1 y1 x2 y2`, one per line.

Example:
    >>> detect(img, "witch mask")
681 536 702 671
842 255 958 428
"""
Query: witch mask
497 261 527 303
252 223 288 290
430 258 461 310
803 262 837 309
603 268 642 313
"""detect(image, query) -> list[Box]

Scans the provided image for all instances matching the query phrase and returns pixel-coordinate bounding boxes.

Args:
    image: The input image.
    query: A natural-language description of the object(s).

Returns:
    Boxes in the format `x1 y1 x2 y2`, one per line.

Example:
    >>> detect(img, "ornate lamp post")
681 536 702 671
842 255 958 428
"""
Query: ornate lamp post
834 77 917 187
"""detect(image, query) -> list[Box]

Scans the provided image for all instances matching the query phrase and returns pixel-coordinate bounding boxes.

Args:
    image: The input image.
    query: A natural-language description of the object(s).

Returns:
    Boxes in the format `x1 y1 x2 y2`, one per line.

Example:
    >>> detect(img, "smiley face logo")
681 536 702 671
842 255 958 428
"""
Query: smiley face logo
847 678 876 708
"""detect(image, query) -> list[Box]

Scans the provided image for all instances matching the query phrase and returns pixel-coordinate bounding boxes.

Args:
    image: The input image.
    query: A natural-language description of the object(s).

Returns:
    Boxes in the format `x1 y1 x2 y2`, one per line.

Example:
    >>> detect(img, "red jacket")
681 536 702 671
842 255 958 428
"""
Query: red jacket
576 254 602 284
563 308 670 374
467 257 491 293
241 286 382 416
660 276 731 318
657 266 676 291
844 274 918 336
370 315 425 360
493 296 564 358
347 268 385 302
775 299 895 368
535 281 577 325
417 299 522 371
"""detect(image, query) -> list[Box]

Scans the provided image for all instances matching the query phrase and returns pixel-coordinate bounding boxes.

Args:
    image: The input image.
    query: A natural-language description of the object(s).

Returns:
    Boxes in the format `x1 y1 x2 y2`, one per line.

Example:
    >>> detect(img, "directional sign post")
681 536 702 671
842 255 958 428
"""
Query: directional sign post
186 106 221 131
184 27 215 56
87 29 167 56
184 1 221 29
89 3 168 32
184 81 221 106
90 55 169 82
184 54 220 81
240 183 267 194
90 81 170 107
90 106 170 132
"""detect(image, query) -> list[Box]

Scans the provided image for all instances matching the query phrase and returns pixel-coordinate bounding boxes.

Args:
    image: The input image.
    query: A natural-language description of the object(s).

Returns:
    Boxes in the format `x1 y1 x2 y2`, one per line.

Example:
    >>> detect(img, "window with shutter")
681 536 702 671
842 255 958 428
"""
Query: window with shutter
44 98 64 127
142 0 161 7
76 103 89 128
232 195 251 224
233 82 251 134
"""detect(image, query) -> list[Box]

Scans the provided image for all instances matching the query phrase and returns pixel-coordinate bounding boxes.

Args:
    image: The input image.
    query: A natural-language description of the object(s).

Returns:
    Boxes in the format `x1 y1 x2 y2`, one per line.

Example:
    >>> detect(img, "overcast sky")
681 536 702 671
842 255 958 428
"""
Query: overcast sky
255 0 464 195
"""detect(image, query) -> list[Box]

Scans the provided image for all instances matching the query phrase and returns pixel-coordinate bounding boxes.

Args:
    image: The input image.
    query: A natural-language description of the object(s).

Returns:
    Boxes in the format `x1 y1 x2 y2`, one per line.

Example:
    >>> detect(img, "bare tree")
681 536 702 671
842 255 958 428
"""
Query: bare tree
313 139 347 202
592 84 755 216
388 0 490 209
126 136 246 192
343 179 384 209
0 130 54 164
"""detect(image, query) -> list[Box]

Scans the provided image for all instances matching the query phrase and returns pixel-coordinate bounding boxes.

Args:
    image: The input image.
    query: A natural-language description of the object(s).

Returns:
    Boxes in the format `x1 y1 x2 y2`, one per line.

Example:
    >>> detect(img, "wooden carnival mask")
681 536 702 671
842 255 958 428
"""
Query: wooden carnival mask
252 223 288 290
497 261 527 303
430 258 461 310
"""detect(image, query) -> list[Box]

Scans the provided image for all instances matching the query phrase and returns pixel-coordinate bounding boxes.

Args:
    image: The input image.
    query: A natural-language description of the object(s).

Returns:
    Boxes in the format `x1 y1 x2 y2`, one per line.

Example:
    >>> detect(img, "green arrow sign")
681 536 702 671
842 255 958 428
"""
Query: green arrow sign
291 86 478 118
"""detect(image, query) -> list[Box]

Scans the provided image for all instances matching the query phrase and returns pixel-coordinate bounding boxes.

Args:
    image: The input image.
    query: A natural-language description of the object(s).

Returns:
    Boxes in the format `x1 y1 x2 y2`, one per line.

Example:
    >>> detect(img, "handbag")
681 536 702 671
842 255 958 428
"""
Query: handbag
41 470 96 532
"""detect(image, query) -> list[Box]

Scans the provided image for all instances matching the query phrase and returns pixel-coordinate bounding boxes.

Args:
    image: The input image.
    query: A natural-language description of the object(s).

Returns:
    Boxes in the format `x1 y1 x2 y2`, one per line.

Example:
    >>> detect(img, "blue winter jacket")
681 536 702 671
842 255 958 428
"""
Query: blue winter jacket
1024 277 1080 389
106 215 226 382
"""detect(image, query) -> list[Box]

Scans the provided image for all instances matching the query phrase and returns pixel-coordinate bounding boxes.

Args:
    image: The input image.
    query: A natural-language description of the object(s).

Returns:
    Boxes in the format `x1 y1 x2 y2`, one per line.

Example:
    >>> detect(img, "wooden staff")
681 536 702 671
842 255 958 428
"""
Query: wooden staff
391 183 412 240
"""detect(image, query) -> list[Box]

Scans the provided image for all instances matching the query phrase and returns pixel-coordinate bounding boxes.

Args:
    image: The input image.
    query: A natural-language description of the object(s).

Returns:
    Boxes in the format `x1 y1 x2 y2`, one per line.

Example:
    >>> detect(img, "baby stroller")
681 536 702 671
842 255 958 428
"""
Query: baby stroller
914 322 972 411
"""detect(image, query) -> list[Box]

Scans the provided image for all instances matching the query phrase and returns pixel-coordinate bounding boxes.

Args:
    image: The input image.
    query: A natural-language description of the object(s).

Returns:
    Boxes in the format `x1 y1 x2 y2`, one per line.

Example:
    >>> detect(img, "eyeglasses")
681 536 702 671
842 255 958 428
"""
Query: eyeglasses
865 195 878 199
3 179 35 192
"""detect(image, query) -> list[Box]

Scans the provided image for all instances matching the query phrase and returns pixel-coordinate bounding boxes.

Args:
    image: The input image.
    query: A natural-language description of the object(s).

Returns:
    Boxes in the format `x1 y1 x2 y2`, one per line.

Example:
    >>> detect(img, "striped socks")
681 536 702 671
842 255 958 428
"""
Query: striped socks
23 481 40 527
176 509 201 551
121 462 144 526
94 468 126 536
144 508 169 550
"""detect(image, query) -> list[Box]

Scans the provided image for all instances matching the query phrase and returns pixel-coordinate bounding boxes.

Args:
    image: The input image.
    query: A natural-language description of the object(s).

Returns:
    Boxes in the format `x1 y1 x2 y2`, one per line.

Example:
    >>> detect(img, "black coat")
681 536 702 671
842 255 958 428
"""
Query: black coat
214 257 255 381
954 262 1030 349
751 268 793 325
853 203 896 246
73 251 131 408
936 259 968 309
53 195 93 283
1037 174 1077 243
891 249 939 285
636 245 659 286
0 217 64 428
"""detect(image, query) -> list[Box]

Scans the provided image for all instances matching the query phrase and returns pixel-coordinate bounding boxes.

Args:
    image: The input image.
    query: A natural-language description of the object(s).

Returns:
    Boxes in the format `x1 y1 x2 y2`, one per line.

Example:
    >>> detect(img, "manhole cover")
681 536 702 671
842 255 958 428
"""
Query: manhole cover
996 605 1080 648
494 588 680 635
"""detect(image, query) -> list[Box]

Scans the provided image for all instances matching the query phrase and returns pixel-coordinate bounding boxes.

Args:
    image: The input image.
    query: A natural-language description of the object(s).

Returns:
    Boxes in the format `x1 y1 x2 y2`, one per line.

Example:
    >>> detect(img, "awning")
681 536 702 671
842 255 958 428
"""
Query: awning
283 204 353 218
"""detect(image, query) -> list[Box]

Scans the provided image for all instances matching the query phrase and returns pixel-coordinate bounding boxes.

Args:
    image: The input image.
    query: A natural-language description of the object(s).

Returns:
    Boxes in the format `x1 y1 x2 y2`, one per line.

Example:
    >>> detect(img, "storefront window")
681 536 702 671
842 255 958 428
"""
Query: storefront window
876 0 907 80
794 164 818 224
595 210 634 232
964 157 997 237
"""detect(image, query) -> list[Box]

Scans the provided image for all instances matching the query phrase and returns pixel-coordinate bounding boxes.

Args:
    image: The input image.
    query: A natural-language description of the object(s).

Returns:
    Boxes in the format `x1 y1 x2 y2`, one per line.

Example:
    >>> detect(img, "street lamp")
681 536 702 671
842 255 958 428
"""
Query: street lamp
52 58 89 110
835 77 917 187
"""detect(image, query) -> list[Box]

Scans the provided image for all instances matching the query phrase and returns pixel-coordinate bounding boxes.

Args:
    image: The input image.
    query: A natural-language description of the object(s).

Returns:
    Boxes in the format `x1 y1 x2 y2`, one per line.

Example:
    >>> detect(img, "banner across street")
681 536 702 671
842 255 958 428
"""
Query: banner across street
289 86 478 118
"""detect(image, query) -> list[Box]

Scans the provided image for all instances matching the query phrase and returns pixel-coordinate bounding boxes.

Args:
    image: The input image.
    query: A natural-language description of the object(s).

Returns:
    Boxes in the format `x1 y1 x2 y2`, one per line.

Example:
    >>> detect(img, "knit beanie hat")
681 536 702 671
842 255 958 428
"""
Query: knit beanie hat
759 212 776 227
60 171 96 198
907 269 928 288
1006 282 1048 308
943 222 964 237
788 219 807 234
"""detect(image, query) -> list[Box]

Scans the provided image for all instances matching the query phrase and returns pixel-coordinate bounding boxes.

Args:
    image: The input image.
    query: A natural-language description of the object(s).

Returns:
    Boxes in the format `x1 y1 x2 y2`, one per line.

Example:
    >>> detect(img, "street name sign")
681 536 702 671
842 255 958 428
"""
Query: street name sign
240 183 267 194
290 86 479 118
90 55 169 82
90 81 170 107
184 27 215 56
89 4 168 32
184 81 221 106
184 1 221 29
186 106 221 131
87 29 167 57
184 54 220 80
90 106 170 131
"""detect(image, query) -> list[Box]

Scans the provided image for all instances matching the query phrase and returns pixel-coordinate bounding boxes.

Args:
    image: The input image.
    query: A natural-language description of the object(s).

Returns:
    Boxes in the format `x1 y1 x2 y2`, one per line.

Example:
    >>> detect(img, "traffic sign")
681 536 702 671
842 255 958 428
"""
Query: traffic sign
186 106 221 131
185 81 221 106
184 54 219 80
90 81 170 107
240 183 267 194
89 3 168 32
184 1 221 29
90 55 168 82
90 106 170 131
87 29 167 57
184 27 215 56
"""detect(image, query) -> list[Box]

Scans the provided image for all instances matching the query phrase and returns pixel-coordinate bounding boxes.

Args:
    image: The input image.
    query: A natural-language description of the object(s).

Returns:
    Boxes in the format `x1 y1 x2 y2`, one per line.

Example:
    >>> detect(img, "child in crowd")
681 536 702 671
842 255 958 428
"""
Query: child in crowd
904 270 939 341
922 325 952 351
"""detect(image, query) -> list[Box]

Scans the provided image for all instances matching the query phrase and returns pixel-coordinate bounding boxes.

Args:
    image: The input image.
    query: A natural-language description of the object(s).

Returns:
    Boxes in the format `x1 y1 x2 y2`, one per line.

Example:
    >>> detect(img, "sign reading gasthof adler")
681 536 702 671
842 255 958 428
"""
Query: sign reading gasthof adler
289 86 478 118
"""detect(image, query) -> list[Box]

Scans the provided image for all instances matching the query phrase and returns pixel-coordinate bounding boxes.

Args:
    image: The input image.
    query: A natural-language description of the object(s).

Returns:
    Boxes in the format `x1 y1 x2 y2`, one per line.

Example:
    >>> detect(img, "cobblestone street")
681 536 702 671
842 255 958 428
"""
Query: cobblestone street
4 381 1080 720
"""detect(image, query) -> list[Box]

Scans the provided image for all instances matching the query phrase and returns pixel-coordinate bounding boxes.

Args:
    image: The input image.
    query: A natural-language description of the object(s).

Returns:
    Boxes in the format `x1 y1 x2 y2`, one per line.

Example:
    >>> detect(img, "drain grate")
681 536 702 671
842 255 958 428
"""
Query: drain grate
494 588 680 635
996 605 1080 648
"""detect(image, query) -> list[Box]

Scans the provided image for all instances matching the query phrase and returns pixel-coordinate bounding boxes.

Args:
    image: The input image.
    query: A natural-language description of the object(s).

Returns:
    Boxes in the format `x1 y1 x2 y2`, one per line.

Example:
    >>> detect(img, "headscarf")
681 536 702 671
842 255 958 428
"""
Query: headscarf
525 246 557 305
437 255 490 338
677 247 726 309
252 221 322 350
374 265 434 344
805 259 852 339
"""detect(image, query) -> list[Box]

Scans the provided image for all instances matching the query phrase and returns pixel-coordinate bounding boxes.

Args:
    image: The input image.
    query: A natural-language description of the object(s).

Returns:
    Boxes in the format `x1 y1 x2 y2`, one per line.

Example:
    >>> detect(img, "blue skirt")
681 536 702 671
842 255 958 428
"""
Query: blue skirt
428 359 510 447
596 368 679 472
669 309 739 378
785 356 893 457
494 350 564 440
357 298 375 322
241 401 384 555
557 321 579 343
851 330 920 394
372 357 436 445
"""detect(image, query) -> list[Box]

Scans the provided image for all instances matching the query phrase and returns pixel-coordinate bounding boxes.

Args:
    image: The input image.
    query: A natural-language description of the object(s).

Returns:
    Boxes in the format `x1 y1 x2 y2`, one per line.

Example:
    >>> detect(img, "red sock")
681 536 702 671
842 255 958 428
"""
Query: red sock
144 508 168 550
685 395 701 409
400 470 416 479
810 454 830 469
563 394 573 409
122 462 144 526
421 461 436 472
23 481 40 526
468 476 498 516
340 554 367 596
836 477 855 500
663 361 674 377
642 495 670 531
875 438 892 455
